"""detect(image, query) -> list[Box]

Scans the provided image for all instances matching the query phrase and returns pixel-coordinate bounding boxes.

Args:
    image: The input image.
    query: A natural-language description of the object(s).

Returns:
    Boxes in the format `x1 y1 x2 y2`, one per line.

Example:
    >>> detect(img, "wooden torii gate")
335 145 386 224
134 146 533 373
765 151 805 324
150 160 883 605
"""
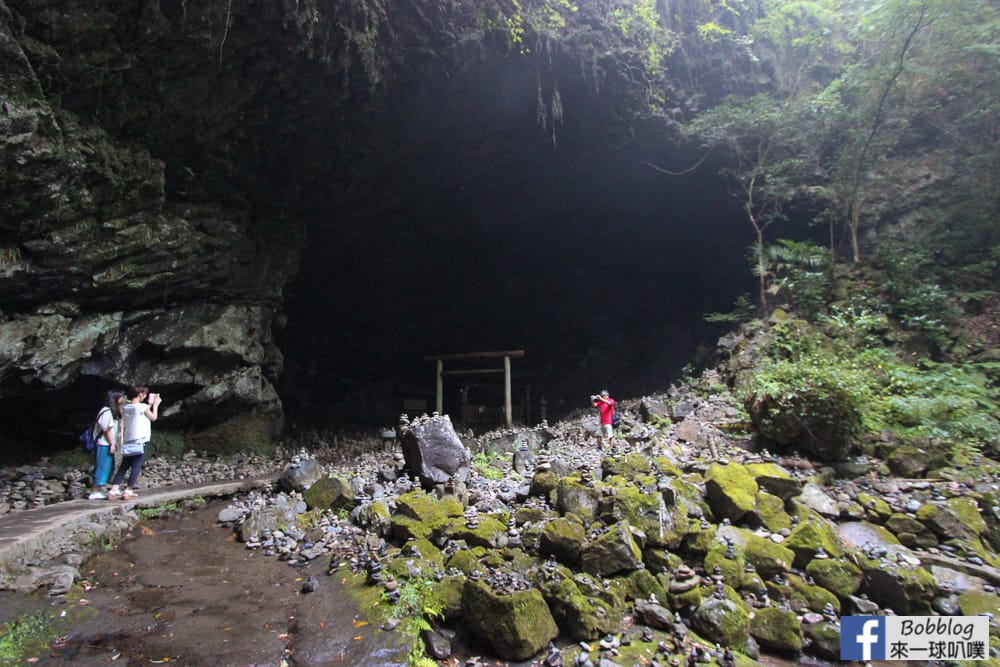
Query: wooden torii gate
423 350 525 429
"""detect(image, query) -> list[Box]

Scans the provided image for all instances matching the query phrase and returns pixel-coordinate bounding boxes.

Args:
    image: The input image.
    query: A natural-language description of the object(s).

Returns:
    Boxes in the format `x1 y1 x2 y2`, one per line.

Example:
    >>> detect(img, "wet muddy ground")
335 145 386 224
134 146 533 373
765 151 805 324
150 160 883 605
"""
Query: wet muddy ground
0 499 408 667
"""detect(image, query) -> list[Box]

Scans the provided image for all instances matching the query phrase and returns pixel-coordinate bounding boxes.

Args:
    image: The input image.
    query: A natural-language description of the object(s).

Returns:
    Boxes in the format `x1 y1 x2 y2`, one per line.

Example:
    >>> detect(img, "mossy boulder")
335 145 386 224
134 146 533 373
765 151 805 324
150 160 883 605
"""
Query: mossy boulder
529 470 559 498
599 483 685 549
448 514 509 549
581 521 644 576
784 513 845 568
750 606 803 653
435 574 466 620
802 620 842 660
856 492 892 522
805 558 862 599
691 597 750 650
539 517 586 565
682 523 717 556
556 477 601 523
669 477 713 522
351 499 392 537
446 547 483 575
622 567 667 604
917 497 988 542
860 561 938 614
704 544 745 589
515 506 548 526
602 452 653 478
462 579 559 661
958 590 1000 636
396 490 463 525
753 491 792 533
538 570 622 640
302 474 355 511
788 573 840 613
719 526 794 578
745 462 802 500
705 463 758 523
886 445 949 478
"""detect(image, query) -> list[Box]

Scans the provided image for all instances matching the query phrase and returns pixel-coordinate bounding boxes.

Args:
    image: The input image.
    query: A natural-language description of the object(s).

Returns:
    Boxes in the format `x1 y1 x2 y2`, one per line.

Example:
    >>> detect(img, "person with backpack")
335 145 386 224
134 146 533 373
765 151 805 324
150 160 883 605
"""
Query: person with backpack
108 385 161 500
591 389 617 448
87 391 125 500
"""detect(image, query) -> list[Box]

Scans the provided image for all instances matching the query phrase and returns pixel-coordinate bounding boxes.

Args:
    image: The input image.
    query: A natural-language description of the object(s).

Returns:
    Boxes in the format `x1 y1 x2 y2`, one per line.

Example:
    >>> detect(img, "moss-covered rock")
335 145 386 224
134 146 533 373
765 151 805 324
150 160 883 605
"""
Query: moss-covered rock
529 470 559 499
538 571 623 640
539 517 586 565
302 474 355 511
886 444 949 478
958 589 1000 637
397 490 463 523
802 620 842 660
602 452 654 479
598 483 684 549
622 567 667 603
555 477 601 523
788 573 840 613
514 506 548 526
462 579 559 661
446 547 482 575
917 497 988 542
448 514 508 549
805 558 862 599
856 492 893 522
435 574 466 620
682 523 717 556
705 463 758 523
754 492 792 533
691 597 750 650
720 526 794 578
859 560 937 614
784 513 845 568
704 544 745 589
749 606 803 652
745 462 802 500
580 521 644 576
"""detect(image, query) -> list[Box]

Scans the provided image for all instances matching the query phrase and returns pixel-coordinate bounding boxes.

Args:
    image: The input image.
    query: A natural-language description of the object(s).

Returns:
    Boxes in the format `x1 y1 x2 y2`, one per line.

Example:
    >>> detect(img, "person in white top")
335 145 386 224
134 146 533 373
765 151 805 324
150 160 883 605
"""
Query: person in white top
88 391 125 500
108 386 161 500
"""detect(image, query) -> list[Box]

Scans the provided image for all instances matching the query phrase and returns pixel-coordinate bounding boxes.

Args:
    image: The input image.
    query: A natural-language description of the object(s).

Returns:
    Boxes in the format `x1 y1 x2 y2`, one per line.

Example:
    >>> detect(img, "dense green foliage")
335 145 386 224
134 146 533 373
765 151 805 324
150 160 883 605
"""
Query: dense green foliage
0 611 53 664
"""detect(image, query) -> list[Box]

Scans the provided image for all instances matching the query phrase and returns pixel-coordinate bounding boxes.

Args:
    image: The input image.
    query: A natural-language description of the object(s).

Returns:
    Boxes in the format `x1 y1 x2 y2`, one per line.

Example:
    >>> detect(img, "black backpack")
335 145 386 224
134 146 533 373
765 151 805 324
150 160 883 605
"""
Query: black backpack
611 408 621 428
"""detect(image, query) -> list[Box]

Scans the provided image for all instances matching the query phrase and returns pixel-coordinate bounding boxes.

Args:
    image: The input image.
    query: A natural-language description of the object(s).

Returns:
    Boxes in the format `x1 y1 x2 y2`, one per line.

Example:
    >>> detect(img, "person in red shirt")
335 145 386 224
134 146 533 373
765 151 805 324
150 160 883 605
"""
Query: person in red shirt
592 389 616 448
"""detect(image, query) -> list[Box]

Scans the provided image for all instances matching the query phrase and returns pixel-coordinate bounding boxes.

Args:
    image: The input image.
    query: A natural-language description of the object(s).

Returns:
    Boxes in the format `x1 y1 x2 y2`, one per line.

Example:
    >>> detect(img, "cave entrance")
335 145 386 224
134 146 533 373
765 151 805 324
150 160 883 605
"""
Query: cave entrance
425 350 526 431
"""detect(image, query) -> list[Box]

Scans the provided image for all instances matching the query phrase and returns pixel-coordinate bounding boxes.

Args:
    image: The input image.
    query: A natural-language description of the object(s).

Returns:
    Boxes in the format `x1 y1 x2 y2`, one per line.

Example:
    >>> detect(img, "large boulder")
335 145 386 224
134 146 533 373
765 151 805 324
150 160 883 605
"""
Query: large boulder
750 606 803 653
278 458 324 492
400 415 471 488
704 463 758 523
462 579 558 661
302 475 355 512
539 517 586 565
691 597 750 650
537 567 623 640
580 521 644 577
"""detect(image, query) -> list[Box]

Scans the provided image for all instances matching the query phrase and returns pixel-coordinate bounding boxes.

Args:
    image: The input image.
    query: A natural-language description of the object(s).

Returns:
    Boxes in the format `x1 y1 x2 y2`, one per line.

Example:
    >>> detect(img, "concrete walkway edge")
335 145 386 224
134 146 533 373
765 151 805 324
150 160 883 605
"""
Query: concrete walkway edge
0 475 278 590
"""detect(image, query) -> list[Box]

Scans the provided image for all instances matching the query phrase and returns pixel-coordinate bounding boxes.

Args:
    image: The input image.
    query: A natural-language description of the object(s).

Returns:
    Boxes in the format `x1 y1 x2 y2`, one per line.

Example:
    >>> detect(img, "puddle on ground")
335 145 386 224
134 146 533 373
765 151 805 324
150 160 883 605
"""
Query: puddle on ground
1 498 408 667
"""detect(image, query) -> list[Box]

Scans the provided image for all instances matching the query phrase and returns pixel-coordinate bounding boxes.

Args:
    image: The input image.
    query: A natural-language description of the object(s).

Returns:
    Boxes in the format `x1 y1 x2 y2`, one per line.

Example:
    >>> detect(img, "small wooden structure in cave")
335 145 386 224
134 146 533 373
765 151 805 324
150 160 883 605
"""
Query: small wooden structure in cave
423 350 526 430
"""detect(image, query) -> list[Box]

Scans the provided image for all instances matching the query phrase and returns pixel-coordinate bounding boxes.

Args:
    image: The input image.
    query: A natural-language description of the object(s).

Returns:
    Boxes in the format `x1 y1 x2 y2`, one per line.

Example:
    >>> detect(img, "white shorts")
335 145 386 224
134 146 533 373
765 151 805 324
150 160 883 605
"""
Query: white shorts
600 423 613 438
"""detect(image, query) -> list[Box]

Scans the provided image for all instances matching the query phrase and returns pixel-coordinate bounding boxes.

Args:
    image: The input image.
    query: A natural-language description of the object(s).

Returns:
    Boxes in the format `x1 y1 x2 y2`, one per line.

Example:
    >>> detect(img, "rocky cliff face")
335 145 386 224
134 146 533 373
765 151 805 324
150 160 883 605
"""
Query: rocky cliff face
0 0 333 454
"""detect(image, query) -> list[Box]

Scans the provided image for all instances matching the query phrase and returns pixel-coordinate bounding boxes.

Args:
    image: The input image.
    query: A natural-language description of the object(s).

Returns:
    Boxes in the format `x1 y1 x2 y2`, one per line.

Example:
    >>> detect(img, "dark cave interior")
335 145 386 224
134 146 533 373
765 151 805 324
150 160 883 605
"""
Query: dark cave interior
275 60 767 429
